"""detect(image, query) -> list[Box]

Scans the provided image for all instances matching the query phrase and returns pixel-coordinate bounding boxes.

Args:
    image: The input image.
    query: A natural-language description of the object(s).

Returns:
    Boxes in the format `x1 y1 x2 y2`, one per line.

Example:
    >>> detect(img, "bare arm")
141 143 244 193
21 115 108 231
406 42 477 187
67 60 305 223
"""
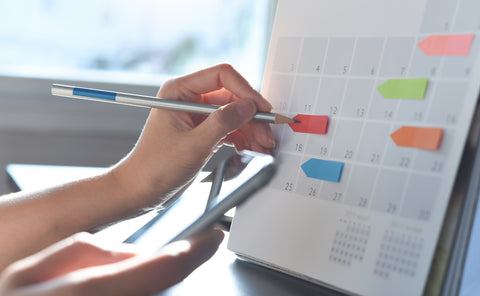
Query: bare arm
0 170 143 271
0 64 275 272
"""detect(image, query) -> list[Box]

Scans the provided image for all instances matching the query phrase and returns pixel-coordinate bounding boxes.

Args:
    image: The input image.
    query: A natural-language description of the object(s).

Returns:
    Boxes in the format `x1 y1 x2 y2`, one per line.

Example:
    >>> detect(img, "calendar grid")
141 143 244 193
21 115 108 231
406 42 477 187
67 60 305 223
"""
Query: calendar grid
316 36 360 203
330 36 366 205
229 1 480 295
393 34 428 217
269 31 477 218
289 37 308 195
449 0 463 32
346 36 389 209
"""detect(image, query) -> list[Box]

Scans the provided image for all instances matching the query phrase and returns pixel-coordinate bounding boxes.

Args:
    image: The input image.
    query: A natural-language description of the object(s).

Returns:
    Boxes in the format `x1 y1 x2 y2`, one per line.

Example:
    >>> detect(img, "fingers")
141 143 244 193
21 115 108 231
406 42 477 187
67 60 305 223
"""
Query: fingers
159 64 272 111
196 109 275 154
156 64 276 154
202 87 272 112
223 130 249 151
1 230 224 296
67 228 224 295
202 88 276 151
244 121 276 150
2 233 137 287
190 100 258 151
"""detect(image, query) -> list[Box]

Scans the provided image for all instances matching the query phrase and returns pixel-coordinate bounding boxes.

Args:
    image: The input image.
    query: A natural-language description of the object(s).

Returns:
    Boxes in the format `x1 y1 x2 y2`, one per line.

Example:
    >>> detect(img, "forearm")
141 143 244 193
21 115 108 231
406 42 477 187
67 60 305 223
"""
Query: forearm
0 168 152 271
0 64 274 275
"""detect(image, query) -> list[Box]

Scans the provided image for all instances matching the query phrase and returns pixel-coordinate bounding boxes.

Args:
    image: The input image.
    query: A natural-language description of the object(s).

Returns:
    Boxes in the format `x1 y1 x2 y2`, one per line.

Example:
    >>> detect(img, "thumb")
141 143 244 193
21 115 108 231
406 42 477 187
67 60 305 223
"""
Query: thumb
193 99 256 149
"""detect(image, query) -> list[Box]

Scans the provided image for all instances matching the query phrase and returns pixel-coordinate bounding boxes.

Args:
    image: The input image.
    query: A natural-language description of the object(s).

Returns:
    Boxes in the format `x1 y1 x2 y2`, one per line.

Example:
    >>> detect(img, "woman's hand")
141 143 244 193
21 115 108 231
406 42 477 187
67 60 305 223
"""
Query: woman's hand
114 64 275 206
0 230 224 296
0 65 260 273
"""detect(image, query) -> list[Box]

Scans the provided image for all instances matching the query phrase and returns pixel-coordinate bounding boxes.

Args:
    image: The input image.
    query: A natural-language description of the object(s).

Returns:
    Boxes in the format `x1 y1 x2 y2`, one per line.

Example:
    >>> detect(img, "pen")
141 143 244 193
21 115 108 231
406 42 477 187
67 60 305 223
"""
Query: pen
51 84 297 124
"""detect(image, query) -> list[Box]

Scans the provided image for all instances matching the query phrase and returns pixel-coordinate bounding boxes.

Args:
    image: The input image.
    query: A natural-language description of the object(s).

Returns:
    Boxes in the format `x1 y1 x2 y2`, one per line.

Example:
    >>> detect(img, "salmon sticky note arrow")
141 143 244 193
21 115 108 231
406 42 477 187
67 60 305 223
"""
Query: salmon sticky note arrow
377 78 428 99
301 158 344 182
288 114 329 134
418 34 474 56
391 126 443 150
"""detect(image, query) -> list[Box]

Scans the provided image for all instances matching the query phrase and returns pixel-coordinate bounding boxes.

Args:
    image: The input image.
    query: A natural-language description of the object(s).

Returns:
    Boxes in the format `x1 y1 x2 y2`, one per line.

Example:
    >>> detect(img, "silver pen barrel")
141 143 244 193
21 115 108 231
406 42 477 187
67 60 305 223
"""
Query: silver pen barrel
52 84 279 123
116 93 276 123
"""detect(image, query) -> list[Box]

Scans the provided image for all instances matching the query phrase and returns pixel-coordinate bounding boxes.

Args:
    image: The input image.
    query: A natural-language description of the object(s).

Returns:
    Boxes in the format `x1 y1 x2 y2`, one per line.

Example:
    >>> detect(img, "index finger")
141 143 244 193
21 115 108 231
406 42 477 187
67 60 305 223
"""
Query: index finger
160 64 272 111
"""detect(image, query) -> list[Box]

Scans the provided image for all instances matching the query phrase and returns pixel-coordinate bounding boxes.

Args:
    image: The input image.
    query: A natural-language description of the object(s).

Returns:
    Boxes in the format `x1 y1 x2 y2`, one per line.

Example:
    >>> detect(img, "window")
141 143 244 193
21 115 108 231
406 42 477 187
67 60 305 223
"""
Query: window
0 0 276 87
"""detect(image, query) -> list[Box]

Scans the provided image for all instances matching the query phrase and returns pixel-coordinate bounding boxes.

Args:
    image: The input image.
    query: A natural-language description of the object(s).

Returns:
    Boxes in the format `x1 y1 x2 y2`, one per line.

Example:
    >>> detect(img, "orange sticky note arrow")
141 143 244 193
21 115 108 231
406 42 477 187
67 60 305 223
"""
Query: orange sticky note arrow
288 114 329 134
418 34 474 56
390 126 443 150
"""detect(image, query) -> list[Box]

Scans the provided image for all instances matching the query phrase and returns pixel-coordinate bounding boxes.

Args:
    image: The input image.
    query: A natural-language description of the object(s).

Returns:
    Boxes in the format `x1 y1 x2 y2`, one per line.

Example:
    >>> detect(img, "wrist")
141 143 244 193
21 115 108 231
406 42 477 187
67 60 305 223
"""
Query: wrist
108 154 173 212
108 160 155 213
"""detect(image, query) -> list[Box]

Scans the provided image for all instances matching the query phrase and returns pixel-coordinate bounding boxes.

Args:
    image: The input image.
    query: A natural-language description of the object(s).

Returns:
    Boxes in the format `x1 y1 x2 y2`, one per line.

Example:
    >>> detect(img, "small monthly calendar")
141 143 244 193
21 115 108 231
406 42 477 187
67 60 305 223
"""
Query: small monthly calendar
228 0 480 295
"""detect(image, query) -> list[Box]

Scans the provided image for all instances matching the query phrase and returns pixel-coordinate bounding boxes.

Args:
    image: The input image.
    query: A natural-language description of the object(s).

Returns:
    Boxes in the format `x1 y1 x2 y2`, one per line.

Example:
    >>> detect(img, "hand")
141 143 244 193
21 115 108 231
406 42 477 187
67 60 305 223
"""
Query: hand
0 64 273 271
113 64 275 206
0 230 224 296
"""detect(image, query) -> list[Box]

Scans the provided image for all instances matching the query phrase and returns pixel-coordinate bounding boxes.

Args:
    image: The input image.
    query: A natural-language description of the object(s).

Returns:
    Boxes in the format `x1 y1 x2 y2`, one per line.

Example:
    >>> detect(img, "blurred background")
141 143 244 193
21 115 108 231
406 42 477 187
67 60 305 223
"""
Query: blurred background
0 0 277 194
0 0 275 85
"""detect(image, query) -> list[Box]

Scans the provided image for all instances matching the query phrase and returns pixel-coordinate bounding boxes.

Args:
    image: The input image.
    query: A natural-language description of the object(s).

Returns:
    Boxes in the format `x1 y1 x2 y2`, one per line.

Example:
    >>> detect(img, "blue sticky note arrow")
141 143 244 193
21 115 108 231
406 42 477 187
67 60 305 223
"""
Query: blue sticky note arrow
301 158 344 182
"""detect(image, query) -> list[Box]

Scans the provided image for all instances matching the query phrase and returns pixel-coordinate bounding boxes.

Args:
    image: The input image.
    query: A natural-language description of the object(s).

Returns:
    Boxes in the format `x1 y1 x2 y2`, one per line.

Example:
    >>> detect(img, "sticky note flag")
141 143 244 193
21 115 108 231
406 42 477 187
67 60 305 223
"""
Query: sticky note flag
418 34 475 56
377 78 428 99
390 126 443 150
301 158 344 182
288 114 329 134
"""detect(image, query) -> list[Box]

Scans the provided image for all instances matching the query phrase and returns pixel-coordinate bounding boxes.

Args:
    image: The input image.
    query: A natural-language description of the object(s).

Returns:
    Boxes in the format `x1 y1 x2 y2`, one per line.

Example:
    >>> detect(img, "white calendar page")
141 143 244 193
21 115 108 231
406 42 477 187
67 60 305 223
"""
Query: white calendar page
228 0 480 295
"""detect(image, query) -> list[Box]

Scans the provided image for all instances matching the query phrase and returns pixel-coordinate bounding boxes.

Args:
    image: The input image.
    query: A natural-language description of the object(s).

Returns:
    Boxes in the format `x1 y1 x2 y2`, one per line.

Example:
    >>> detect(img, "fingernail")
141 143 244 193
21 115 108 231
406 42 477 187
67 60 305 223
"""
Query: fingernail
211 228 225 243
262 95 273 111
235 100 256 119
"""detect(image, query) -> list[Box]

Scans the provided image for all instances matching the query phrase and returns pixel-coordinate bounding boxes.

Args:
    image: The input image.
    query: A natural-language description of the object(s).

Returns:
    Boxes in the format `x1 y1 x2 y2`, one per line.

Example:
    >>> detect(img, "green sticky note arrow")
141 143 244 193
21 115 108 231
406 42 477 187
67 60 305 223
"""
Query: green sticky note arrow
377 78 428 99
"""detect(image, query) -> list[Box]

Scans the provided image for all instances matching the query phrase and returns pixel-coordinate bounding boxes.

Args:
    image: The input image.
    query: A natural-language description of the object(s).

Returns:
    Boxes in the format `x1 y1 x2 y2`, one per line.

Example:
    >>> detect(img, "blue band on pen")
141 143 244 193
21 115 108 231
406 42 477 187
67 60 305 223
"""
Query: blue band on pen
73 88 117 101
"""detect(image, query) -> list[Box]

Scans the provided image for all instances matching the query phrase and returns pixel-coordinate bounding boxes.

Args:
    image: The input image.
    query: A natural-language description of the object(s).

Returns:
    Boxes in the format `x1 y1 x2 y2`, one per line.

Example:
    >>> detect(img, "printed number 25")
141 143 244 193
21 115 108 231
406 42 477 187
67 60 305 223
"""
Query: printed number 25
284 182 293 192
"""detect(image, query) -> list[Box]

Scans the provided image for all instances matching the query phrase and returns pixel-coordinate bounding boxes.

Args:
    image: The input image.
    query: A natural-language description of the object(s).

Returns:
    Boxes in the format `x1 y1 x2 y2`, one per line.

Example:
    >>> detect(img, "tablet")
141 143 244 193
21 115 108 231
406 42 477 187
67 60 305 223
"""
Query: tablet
126 150 276 254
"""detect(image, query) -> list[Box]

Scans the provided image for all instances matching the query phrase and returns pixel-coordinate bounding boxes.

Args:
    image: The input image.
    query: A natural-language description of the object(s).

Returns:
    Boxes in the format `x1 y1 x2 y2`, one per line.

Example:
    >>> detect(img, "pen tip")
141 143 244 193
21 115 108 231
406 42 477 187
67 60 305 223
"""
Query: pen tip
294 119 301 123
275 114 298 124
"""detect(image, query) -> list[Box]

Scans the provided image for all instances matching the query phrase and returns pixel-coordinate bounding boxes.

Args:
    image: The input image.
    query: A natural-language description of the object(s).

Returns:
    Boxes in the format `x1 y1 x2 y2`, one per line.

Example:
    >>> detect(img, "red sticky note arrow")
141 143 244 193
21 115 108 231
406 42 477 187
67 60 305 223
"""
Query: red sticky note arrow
418 34 474 56
288 114 329 134
391 126 443 150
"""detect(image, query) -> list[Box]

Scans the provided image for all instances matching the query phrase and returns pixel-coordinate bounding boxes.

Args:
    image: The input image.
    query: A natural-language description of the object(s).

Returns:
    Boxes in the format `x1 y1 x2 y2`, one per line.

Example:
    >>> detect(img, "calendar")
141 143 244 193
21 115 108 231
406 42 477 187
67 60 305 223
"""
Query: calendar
228 0 480 295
